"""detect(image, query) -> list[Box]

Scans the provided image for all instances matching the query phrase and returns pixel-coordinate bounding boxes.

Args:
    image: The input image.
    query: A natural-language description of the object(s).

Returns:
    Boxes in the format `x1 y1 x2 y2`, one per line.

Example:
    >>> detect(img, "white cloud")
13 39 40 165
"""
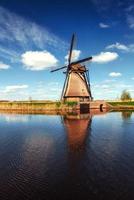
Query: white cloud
0 46 20 63
0 6 67 49
101 84 110 89
0 85 29 100
92 79 134 100
21 51 58 71
65 49 81 63
106 42 129 51
109 72 122 77
99 23 110 28
104 79 116 83
106 42 134 53
5 85 28 93
92 52 118 63
0 62 10 69
0 6 67 63
0 82 62 101
30 81 62 100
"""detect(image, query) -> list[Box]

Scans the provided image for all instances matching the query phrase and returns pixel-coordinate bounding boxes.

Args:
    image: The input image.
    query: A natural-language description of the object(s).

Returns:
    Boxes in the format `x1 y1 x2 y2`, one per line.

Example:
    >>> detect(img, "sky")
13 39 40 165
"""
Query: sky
0 0 134 100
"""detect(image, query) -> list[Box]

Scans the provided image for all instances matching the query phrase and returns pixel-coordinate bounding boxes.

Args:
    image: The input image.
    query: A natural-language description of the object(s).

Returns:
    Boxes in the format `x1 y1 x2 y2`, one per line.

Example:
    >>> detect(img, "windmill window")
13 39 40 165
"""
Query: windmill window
80 97 84 102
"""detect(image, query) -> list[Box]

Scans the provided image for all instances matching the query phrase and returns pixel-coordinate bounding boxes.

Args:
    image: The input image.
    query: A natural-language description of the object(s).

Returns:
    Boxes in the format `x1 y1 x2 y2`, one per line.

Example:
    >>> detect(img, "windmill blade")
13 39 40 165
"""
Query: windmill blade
50 66 67 72
86 68 93 100
68 33 75 65
71 56 92 66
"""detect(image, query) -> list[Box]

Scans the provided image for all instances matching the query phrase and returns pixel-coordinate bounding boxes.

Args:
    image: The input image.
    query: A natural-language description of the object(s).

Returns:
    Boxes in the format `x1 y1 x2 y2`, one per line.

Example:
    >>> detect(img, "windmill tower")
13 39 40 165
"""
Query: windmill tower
51 34 93 103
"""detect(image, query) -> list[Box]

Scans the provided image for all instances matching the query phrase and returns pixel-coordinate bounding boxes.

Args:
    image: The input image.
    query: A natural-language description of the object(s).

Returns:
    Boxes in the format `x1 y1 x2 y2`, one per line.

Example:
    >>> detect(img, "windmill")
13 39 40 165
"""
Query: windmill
51 34 93 102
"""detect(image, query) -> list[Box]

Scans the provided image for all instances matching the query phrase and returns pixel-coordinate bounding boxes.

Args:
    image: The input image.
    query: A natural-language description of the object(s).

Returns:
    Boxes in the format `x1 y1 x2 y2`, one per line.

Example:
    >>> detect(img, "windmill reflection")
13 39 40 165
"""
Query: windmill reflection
63 112 92 153
62 110 108 184
63 109 108 155
61 112 92 182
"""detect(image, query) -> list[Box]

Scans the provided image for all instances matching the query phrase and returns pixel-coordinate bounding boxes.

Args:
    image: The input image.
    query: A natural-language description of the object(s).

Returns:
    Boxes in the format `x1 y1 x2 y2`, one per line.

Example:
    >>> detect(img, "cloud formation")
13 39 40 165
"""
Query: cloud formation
0 62 10 70
106 42 129 51
99 23 110 28
0 84 29 100
92 1 134 32
92 78 134 100
92 52 118 63
5 85 29 93
65 49 81 63
21 51 58 71
109 72 122 77
0 6 67 63
106 42 134 52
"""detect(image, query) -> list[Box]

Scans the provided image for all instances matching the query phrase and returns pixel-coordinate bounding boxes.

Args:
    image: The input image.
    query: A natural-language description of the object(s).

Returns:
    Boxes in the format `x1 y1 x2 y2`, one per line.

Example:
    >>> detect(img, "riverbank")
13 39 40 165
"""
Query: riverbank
1 100 133 113
0 100 109 113
0 101 78 113
107 101 134 110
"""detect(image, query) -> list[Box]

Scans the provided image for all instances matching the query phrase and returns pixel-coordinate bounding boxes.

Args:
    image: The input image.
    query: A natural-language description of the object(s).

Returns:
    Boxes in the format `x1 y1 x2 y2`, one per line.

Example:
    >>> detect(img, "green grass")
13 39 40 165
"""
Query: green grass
64 101 78 106
0 100 78 110
56 102 61 107
108 101 134 106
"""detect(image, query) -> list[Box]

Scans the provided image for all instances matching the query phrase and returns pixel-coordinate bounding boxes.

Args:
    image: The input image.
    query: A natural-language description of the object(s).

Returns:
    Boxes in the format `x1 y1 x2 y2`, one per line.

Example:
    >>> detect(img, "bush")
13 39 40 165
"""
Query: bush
56 102 61 107
65 101 77 106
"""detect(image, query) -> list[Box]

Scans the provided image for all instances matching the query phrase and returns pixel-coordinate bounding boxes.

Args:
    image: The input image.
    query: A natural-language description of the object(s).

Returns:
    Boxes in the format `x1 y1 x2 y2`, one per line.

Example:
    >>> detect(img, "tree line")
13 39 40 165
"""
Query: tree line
120 90 132 101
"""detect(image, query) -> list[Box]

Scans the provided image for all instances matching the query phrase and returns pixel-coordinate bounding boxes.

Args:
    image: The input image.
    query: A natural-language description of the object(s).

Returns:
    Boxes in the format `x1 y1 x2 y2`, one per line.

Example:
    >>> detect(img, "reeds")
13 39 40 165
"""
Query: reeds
0 101 78 112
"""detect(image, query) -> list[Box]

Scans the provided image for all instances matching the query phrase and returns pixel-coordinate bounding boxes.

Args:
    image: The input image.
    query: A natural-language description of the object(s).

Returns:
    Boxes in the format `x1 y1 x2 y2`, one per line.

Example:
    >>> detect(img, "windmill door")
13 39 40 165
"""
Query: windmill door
80 103 89 113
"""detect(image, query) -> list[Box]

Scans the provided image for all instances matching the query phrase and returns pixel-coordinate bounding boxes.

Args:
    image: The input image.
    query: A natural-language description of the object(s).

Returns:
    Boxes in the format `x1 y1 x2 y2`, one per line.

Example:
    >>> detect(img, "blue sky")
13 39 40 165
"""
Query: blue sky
0 0 134 100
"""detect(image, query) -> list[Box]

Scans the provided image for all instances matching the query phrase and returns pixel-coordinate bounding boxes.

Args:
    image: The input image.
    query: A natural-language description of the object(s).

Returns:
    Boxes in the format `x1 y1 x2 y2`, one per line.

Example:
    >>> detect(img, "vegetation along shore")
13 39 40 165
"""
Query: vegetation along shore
108 101 134 110
0 99 134 113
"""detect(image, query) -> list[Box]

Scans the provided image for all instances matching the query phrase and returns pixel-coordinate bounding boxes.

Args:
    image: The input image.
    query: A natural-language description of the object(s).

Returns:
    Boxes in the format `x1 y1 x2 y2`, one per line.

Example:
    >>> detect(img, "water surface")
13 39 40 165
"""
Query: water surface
0 111 134 199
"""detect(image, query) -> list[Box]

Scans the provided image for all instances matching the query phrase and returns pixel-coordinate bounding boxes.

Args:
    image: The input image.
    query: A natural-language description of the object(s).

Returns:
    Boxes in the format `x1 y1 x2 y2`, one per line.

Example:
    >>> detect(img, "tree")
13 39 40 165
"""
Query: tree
120 90 132 101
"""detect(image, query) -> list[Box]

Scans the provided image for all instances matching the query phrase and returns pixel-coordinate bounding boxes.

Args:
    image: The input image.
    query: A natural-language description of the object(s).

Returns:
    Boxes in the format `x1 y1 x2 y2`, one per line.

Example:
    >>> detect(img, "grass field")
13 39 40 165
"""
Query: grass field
108 101 134 107
0 101 78 111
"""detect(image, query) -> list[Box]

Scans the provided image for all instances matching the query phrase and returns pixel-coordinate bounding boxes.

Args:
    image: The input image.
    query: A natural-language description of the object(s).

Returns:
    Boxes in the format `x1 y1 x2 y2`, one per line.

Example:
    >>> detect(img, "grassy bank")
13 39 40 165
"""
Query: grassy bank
0 101 78 113
107 101 134 110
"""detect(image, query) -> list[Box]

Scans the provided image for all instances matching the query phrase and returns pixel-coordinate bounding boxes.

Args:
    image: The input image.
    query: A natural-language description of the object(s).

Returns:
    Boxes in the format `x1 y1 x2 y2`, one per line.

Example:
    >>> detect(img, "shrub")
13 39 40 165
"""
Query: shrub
56 102 61 107
65 101 77 106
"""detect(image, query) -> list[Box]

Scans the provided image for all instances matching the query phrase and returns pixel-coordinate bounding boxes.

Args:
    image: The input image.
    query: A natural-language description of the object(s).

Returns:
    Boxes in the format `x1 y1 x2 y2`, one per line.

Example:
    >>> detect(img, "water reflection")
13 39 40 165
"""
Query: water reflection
4 114 30 122
1 110 134 199
63 113 92 153
121 111 133 121
62 109 108 154
0 113 33 123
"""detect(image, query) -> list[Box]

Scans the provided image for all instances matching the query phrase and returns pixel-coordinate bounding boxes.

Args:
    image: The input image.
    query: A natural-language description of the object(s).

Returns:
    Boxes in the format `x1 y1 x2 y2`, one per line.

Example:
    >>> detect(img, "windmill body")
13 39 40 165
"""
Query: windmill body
51 34 93 103
62 64 92 102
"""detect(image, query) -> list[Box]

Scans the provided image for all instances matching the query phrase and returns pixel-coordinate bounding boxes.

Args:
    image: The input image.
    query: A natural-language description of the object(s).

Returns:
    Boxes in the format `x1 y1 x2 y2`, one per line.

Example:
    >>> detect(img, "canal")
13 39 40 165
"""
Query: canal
0 111 134 199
